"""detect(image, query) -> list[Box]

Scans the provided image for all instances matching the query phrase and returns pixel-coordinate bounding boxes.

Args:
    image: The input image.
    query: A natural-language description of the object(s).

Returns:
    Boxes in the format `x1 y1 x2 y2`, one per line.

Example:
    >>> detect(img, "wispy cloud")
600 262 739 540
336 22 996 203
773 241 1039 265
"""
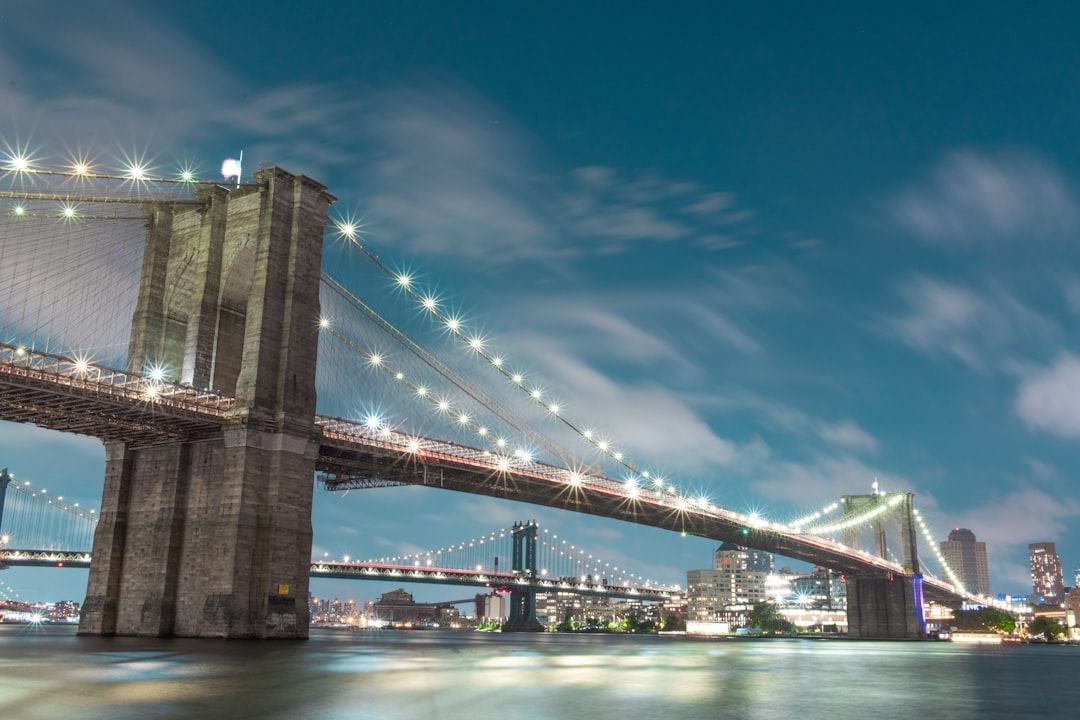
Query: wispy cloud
352 84 763 264
1060 273 1080 315
1015 353 1080 438
511 336 753 477
886 275 1057 369
2 8 773 269
884 149 1077 244
753 454 908 507
714 392 879 454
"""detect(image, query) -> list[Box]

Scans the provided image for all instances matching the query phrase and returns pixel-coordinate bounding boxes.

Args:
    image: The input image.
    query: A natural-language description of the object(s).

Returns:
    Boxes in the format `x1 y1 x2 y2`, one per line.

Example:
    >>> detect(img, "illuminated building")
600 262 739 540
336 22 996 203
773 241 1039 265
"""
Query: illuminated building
687 543 774 626
939 528 990 596
371 588 438 627
1029 542 1065 602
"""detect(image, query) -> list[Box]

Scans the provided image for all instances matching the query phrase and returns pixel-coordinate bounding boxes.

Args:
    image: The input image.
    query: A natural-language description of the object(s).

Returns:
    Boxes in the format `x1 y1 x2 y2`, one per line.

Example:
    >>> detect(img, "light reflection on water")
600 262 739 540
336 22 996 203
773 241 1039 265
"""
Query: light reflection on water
1 625 1078 719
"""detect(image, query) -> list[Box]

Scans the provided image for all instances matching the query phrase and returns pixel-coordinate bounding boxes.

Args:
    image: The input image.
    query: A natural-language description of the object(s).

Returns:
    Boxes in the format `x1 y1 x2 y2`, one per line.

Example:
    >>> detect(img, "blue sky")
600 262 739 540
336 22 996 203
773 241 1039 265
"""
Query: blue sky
2 1 1079 605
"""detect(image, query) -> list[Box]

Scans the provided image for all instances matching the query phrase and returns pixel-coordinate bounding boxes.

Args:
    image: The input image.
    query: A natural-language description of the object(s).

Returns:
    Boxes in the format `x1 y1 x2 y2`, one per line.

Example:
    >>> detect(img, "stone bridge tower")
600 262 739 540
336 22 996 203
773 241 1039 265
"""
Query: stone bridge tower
840 492 926 639
79 168 334 639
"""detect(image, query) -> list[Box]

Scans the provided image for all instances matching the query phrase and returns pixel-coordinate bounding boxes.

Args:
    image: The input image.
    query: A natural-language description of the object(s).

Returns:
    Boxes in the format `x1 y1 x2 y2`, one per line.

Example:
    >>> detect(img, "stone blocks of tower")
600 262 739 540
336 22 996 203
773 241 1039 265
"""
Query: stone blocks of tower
79 168 334 639
845 574 926 639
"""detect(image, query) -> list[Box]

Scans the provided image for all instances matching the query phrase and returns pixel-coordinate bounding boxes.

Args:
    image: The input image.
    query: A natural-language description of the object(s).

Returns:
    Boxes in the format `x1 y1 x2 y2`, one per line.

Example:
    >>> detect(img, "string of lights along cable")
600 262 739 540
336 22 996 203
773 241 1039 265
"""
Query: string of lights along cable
0 149 980 604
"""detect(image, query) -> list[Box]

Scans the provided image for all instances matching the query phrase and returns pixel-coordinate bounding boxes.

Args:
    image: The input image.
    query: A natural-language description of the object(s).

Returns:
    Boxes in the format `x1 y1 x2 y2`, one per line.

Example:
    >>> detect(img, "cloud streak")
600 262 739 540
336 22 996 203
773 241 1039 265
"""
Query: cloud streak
886 275 1057 370
1015 354 1080 438
885 149 1077 244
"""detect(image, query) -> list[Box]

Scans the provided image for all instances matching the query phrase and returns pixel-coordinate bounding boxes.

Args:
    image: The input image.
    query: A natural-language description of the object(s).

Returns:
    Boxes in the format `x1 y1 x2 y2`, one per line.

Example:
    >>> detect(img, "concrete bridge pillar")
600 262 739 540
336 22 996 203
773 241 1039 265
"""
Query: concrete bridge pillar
79 168 334 639
846 574 926 639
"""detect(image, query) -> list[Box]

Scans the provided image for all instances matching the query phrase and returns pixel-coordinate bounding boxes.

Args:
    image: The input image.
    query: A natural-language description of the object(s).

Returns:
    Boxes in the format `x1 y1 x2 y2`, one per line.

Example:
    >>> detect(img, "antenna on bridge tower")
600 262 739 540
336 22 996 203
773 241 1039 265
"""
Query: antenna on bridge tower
220 150 243 188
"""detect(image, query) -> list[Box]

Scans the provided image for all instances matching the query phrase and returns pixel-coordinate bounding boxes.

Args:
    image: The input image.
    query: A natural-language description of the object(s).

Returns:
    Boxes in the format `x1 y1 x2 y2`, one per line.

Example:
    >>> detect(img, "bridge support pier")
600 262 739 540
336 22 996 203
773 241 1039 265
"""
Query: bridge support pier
845 574 926 639
79 168 333 639
502 521 544 632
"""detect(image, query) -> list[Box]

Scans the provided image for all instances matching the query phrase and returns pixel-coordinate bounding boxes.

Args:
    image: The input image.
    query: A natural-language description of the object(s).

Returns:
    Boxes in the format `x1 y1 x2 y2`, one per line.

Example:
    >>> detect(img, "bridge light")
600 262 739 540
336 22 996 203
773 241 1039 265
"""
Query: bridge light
530 388 543 400
491 356 503 367
421 295 438 311
511 373 524 385
179 169 195 182
477 426 488 436
337 220 358 239
467 336 484 351
125 163 148 180
457 412 471 425
445 316 461 331
395 273 412 289
319 316 331 329
60 203 79 219
12 204 26 216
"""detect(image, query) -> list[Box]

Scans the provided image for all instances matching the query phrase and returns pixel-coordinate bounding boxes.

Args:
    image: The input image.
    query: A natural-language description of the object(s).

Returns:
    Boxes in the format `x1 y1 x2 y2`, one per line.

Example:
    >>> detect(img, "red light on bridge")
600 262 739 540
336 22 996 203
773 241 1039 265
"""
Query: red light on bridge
56 561 64 567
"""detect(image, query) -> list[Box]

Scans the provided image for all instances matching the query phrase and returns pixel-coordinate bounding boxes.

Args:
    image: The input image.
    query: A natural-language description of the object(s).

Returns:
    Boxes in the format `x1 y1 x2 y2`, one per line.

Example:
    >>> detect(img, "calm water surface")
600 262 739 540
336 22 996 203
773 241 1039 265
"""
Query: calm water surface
1 625 1078 719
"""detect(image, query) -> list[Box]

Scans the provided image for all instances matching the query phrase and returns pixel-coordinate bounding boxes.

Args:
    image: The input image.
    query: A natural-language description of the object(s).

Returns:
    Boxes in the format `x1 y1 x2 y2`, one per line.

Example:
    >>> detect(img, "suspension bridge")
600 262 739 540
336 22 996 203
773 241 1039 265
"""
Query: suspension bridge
0 471 676 617
0 153 981 639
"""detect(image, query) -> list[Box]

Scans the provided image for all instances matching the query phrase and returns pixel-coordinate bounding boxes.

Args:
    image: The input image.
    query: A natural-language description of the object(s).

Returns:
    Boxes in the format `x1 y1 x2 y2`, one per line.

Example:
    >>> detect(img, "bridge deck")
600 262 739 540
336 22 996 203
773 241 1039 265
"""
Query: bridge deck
0 350 969 605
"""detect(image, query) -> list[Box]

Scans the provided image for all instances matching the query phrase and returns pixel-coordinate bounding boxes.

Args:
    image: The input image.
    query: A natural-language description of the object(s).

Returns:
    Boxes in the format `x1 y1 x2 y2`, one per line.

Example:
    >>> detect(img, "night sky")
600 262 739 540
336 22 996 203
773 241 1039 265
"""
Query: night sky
2 1 1079 606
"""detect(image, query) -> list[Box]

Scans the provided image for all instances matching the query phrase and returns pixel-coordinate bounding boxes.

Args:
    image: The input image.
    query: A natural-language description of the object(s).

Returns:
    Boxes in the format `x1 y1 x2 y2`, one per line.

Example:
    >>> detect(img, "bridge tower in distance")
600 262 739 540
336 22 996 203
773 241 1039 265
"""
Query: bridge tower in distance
0 467 11 534
503 520 544 632
840 491 926 639
79 168 334 639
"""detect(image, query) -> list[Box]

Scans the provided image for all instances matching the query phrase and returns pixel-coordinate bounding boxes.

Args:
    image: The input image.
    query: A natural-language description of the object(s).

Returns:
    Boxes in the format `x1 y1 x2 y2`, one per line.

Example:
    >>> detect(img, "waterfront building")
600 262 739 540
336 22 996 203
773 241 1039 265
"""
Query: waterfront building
1029 542 1066 602
535 590 639 626
46 600 80 622
483 593 508 622
371 588 438 627
687 543 773 626
939 528 990 596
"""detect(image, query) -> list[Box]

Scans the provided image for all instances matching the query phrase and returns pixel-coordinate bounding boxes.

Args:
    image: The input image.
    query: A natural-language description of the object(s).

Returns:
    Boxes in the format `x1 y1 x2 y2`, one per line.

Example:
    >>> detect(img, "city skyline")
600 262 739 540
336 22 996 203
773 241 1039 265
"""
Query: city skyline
2 1 1080 605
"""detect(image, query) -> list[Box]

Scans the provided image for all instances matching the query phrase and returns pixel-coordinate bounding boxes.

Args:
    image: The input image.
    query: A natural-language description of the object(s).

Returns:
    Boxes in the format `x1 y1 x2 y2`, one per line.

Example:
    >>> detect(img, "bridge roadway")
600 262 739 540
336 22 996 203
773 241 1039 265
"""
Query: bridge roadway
0 343 969 605
0 550 672 601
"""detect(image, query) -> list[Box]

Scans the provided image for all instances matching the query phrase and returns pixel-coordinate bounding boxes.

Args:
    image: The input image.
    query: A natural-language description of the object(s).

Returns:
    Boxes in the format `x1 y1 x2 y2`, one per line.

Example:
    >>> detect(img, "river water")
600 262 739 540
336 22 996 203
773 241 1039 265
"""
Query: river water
1 625 1078 719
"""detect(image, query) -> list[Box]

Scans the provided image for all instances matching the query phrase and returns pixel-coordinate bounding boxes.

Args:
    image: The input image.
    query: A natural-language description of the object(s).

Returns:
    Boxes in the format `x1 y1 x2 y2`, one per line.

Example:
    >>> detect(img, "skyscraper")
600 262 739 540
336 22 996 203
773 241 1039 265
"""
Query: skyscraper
939 528 990 596
1029 542 1065 602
